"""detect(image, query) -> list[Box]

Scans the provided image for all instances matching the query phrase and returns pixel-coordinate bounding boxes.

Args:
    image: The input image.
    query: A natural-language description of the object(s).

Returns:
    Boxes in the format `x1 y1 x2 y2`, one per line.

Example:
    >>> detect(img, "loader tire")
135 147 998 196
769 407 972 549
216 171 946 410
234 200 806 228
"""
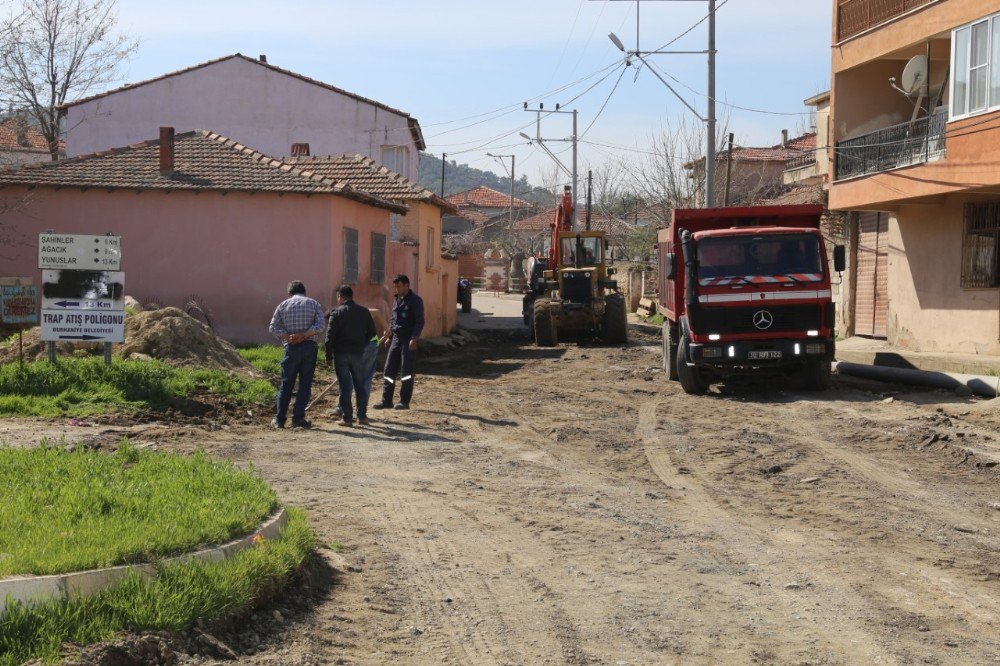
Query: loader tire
533 299 557 347
602 293 628 344
662 321 679 380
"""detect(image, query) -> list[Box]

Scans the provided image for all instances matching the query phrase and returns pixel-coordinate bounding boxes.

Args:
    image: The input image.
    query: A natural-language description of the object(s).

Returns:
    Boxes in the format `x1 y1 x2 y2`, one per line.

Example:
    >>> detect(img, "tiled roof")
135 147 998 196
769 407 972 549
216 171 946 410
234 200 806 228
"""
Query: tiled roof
57 54 425 150
759 184 826 207
449 208 491 226
0 129 408 212
0 118 49 152
685 132 816 168
283 154 457 213
513 208 635 235
446 186 532 209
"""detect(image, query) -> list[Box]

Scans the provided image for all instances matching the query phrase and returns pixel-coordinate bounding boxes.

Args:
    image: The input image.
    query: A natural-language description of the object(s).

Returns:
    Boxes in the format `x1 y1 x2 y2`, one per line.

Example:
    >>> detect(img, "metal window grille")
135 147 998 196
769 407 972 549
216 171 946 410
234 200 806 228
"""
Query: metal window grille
370 232 386 284
961 202 1000 288
343 227 359 284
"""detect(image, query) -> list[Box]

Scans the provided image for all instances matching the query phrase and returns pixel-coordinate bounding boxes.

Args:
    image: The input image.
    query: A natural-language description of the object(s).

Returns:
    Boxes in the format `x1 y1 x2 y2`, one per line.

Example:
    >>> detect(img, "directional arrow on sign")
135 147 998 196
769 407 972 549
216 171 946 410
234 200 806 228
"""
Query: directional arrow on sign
58 334 103 340
53 301 81 308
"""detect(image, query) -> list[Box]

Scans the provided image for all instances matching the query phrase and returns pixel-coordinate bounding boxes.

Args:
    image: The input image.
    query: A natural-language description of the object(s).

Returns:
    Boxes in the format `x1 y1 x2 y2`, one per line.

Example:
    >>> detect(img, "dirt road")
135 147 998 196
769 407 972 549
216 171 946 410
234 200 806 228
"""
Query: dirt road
4 328 999 664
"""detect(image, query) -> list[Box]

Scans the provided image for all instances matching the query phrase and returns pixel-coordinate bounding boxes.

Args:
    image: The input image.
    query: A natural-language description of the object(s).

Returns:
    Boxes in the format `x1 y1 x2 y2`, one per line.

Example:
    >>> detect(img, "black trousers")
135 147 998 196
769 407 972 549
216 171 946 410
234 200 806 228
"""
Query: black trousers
381 334 415 405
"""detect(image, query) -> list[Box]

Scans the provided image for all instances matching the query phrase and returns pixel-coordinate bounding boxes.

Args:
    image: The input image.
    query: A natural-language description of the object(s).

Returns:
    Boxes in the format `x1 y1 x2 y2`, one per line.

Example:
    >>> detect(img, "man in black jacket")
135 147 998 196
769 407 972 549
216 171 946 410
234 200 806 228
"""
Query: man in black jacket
325 285 377 426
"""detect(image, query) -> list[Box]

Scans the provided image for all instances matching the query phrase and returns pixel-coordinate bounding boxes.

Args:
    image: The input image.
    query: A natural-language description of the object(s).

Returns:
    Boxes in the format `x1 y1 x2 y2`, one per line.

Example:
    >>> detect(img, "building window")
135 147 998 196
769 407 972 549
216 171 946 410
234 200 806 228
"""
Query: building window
371 232 386 284
961 201 1000 288
952 13 1000 119
380 145 409 178
343 227 359 284
426 227 434 269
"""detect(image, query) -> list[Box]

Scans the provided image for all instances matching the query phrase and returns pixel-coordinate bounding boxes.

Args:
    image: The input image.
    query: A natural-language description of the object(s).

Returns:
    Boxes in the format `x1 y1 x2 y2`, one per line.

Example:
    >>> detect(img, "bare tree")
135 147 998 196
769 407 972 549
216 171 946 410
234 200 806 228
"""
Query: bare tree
0 0 137 160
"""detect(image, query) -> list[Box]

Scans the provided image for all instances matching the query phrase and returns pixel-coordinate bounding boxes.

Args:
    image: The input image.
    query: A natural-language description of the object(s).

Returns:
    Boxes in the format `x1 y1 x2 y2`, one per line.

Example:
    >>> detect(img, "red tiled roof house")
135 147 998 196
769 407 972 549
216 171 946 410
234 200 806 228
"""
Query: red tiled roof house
0 129 407 343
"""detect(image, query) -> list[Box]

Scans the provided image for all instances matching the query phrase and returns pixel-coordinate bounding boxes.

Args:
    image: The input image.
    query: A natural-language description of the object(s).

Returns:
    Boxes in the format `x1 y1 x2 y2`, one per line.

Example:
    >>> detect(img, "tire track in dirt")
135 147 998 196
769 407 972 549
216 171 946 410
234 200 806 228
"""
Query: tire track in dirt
637 397 898 663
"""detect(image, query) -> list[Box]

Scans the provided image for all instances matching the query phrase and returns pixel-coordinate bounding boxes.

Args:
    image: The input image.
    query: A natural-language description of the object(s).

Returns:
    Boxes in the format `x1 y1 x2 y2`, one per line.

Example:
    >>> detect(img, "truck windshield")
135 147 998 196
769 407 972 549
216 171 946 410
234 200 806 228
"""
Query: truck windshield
560 237 602 266
696 234 824 280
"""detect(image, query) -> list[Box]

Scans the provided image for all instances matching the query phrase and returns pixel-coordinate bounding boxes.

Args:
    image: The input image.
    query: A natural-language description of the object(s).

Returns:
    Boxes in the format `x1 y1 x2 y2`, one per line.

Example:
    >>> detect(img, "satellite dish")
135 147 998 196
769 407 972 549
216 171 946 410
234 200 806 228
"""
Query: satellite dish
900 55 928 95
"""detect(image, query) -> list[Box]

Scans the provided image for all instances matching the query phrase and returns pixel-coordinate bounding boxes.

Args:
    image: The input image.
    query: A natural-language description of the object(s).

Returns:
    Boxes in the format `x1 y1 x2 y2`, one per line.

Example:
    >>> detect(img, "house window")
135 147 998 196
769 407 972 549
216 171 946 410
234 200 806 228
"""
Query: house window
371 232 386 284
380 145 410 178
343 227 359 284
426 227 434 269
951 13 1000 119
961 201 1000 288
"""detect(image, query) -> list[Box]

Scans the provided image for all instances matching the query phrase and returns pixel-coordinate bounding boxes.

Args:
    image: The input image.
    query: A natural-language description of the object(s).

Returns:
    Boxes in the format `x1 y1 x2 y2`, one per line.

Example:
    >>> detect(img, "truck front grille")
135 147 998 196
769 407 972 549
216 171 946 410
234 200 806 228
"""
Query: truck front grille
561 272 592 304
701 304 823 334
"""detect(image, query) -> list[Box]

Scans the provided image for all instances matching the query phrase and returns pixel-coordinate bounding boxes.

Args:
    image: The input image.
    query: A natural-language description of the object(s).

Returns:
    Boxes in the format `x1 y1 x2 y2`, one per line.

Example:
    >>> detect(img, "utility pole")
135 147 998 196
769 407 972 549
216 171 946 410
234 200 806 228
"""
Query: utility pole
604 0 719 209
586 169 593 231
723 132 734 206
486 152 516 229
706 0 717 208
440 153 446 197
521 104 578 228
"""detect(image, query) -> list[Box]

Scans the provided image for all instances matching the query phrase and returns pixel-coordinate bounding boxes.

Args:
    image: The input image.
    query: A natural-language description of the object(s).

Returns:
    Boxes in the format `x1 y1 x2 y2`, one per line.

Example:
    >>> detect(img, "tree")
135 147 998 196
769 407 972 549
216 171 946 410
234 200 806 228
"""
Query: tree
0 0 137 160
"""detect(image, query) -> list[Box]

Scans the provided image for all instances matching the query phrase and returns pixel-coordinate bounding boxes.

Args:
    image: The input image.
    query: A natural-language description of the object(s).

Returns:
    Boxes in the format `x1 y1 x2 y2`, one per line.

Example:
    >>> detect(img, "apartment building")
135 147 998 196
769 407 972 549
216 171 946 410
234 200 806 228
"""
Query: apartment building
829 0 1000 354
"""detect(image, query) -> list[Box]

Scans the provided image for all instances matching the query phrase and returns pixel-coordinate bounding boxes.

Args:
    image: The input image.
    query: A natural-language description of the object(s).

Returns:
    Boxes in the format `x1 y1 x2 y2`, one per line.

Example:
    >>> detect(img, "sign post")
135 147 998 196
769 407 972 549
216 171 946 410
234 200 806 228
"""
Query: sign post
0 280 39 366
38 233 124 365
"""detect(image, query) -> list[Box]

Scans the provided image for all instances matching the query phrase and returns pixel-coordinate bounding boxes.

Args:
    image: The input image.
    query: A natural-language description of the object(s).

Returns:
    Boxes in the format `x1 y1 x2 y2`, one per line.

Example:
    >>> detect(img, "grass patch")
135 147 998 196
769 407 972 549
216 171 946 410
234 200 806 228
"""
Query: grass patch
0 357 274 417
238 344 330 376
0 443 278 577
642 313 665 326
0 508 316 666
237 345 285 376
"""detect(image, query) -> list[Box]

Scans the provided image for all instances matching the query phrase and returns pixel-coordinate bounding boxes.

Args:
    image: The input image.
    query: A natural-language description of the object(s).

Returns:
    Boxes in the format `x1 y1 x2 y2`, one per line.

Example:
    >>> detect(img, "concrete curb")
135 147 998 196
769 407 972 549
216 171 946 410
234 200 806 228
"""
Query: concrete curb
0 507 288 617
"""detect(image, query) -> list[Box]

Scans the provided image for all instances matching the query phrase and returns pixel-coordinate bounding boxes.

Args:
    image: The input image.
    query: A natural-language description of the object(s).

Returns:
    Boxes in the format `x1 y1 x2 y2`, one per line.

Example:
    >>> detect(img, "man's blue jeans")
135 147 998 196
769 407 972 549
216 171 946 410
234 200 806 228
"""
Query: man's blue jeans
362 340 378 395
335 351 369 422
276 340 317 424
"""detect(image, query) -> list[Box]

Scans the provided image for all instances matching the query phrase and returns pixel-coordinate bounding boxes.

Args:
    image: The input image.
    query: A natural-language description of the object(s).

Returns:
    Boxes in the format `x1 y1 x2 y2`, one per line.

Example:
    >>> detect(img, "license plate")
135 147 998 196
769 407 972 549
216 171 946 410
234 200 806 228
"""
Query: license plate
748 350 782 360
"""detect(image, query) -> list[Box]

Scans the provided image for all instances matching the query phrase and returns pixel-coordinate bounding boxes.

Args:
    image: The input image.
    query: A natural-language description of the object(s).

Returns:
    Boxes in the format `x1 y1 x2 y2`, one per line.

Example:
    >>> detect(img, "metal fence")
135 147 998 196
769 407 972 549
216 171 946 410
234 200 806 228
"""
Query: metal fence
784 152 815 172
837 0 936 41
833 107 947 181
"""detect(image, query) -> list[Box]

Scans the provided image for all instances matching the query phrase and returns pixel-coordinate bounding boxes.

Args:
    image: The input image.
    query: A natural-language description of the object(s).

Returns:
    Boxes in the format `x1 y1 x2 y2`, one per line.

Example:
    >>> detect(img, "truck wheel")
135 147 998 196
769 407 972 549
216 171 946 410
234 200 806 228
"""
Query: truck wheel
602 294 628 344
801 359 832 391
662 322 679 380
533 299 557 347
676 336 710 394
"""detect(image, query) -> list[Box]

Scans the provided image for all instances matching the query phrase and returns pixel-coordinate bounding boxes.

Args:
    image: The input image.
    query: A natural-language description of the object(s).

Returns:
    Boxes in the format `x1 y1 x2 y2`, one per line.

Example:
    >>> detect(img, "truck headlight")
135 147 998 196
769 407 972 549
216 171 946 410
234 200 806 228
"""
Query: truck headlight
702 347 722 359
805 343 826 355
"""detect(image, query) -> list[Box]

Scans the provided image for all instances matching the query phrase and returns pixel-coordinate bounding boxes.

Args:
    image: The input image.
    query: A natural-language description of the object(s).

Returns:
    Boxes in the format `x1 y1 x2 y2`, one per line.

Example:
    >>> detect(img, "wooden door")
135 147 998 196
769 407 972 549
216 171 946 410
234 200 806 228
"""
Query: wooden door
855 212 889 338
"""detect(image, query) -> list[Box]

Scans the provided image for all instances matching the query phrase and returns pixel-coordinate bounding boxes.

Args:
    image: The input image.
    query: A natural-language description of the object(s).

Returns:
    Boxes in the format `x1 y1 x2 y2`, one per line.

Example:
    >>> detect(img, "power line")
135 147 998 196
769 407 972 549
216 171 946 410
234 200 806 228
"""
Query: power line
580 67 628 139
651 0 732 51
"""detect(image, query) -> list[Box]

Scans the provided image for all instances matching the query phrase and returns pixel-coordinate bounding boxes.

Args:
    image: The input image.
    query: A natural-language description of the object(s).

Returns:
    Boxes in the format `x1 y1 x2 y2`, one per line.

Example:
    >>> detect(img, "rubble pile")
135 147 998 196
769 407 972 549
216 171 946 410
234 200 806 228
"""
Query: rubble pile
118 307 252 371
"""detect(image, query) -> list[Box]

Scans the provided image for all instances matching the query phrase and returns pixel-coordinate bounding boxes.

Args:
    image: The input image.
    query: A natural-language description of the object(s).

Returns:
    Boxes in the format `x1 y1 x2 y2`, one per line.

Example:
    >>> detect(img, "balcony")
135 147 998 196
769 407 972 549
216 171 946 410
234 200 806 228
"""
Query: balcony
833 107 947 181
837 0 938 41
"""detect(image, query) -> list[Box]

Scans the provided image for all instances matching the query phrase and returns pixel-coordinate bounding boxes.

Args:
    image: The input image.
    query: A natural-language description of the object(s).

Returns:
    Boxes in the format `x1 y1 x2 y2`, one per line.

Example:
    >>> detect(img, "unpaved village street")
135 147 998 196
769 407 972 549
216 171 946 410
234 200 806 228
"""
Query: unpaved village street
4 327 1000 665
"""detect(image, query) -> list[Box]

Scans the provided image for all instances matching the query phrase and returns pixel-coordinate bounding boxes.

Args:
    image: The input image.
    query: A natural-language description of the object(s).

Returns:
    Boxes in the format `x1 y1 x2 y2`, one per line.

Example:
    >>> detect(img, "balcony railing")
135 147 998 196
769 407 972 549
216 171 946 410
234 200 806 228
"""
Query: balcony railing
837 0 937 41
784 152 815 172
834 107 947 181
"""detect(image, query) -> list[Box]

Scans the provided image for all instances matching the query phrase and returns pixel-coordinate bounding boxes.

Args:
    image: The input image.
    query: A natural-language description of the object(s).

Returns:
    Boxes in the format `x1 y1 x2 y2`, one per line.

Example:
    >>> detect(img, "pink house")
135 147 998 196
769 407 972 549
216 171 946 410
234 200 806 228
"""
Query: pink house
0 129 406 343
59 54 424 180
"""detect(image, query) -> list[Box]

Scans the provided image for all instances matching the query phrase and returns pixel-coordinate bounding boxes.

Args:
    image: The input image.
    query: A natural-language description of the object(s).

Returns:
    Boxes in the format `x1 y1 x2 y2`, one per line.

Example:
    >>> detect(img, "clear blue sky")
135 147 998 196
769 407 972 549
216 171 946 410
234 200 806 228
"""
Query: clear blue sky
112 0 832 186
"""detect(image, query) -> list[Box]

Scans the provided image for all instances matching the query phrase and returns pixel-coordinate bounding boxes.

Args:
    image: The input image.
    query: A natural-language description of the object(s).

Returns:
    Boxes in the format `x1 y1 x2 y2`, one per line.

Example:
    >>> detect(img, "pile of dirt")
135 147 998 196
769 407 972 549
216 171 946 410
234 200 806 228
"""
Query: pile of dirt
0 308 254 373
119 307 253 372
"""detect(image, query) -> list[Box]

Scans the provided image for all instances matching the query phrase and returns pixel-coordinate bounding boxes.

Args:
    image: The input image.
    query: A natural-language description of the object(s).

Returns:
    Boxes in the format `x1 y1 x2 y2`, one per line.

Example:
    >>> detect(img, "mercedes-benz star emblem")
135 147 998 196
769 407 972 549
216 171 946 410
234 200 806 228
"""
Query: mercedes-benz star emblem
752 310 774 330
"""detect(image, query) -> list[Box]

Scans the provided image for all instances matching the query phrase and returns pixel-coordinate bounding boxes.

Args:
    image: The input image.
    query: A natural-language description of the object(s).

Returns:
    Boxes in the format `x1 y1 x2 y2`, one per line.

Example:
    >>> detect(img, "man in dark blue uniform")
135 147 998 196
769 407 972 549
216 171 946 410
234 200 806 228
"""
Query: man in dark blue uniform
373 274 424 410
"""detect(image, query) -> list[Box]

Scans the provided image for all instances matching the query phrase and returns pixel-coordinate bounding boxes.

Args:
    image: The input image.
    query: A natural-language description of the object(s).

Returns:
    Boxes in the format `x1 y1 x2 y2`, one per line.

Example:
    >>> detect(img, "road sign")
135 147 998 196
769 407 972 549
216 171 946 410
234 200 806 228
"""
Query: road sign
41 309 125 343
41 270 124 311
38 233 121 270
1 284 39 324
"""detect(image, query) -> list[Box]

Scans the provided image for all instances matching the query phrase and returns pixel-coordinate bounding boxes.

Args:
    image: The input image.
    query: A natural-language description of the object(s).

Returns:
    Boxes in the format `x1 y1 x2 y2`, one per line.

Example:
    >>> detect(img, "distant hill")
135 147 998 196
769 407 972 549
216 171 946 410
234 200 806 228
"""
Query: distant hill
417 152 555 206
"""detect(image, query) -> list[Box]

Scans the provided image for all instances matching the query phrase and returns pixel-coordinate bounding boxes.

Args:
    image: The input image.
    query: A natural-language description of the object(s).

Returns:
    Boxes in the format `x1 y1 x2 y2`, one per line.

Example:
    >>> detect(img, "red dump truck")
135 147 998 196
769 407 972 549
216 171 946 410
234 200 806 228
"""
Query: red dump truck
657 205 844 394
